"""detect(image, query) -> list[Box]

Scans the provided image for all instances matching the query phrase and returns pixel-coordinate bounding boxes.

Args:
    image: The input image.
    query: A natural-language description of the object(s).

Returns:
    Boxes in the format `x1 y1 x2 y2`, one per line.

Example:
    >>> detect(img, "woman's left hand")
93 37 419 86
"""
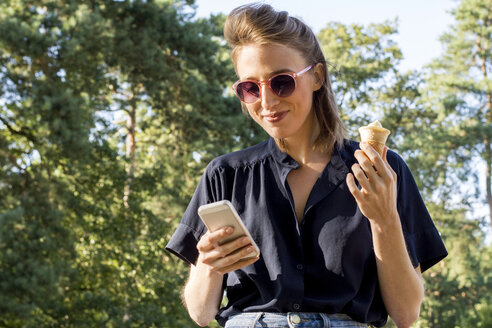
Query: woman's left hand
346 142 398 225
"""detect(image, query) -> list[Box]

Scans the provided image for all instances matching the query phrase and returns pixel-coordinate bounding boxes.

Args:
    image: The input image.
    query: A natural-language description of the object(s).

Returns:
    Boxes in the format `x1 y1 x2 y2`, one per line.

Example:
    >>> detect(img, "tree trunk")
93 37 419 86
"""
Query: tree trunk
477 34 492 228
123 97 136 210
486 137 492 229
486 94 492 229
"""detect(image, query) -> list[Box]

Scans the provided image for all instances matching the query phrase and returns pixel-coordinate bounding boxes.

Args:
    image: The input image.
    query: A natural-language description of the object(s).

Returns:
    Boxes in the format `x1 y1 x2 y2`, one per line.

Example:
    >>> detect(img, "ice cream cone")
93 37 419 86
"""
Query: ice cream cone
358 120 390 156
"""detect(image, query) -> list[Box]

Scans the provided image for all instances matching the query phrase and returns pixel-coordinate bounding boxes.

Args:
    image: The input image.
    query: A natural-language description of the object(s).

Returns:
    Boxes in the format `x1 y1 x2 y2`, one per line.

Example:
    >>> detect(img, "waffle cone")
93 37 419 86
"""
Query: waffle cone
358 123 390 156
367 141 386 156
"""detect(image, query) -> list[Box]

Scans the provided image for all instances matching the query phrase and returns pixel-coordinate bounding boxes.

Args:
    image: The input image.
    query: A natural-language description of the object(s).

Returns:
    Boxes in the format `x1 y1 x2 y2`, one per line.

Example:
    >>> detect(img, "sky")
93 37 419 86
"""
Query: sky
194 0 458 72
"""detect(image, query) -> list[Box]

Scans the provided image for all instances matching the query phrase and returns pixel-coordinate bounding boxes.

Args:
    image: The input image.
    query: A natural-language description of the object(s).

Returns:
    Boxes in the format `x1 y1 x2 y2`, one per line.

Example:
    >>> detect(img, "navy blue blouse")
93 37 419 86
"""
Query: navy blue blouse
166 138 447 327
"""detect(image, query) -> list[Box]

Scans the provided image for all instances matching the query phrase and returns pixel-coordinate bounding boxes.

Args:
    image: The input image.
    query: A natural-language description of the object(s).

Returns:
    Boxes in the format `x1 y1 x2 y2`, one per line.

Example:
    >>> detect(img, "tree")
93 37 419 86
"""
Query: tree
0 0 245 326
317 20 402 136
2 0 490 326
424 0 492 228
0 0 109 325
318 12 492 327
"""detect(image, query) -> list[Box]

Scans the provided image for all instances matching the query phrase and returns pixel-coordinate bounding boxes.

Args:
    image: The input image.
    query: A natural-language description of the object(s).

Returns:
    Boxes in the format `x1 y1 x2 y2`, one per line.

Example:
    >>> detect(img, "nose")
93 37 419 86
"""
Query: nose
260 83 279 110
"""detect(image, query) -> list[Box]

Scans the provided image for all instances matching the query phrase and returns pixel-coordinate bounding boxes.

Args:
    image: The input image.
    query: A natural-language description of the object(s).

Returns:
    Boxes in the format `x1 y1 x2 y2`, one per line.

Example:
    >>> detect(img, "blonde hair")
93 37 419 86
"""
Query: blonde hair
224 3 346 151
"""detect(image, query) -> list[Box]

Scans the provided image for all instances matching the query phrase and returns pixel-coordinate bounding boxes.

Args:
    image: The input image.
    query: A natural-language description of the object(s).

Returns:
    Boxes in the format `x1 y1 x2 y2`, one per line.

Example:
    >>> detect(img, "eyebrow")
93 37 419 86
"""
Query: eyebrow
241 68 295 81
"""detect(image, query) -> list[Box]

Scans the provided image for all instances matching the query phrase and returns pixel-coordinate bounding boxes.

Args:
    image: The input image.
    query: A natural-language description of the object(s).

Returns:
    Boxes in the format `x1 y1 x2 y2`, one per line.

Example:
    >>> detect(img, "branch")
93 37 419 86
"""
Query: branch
0 148 25 172
0 115 37 143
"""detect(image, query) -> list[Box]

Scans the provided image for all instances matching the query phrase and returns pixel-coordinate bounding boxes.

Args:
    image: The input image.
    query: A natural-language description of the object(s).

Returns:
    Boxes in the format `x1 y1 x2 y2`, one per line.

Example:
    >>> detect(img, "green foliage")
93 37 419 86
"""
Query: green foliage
318 20 402 134
410 2 492 324
0 0 248 326
318 2 492 326
0 0 491 327
424 0 491 214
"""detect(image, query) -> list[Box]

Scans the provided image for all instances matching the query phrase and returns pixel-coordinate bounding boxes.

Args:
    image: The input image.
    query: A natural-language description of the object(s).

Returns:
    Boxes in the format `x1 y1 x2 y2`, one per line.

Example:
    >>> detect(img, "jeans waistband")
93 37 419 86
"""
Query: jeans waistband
225 312 369 328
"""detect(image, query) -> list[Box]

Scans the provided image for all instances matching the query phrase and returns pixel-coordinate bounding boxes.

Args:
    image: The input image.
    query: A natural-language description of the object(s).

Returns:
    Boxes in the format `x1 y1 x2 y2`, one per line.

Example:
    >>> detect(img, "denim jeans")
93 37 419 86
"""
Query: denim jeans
224 312 369 328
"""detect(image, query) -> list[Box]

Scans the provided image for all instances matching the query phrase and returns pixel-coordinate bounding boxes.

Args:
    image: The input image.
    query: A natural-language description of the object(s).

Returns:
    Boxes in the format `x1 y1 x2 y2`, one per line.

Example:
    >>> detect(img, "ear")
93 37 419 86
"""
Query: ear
312 62 325 91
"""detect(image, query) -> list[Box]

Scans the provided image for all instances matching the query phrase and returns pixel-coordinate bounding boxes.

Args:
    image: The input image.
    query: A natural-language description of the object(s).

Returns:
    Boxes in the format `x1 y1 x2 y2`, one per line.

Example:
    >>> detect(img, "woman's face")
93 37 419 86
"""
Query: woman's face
234 44 321 142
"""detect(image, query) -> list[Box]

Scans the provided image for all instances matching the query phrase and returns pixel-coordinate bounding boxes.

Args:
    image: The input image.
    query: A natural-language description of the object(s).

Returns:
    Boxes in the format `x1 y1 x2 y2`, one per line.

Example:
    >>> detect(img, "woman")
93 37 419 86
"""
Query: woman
166 3 447 328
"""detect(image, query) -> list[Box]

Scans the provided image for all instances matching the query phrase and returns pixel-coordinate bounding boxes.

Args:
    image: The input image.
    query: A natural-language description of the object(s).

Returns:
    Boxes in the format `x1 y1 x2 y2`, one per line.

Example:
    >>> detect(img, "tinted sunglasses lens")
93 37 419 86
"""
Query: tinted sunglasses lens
271 74 296 97
237 81 260 103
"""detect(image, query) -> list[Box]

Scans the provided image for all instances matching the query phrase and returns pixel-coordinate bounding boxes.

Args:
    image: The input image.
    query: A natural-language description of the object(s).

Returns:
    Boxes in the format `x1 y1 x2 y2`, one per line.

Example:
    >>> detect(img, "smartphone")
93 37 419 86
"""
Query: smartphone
197 200 260 260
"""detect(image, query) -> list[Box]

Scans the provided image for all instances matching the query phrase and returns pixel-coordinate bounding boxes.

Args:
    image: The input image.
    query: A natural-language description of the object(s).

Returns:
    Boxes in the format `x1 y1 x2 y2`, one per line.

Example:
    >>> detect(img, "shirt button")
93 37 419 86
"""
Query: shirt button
291 314 301 324
293 303 301 310
296 264 303 270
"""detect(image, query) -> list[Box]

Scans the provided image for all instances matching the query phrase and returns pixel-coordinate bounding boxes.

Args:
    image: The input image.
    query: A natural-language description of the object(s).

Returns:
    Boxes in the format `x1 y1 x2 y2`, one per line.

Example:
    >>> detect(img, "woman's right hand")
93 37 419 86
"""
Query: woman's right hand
196 227 259 275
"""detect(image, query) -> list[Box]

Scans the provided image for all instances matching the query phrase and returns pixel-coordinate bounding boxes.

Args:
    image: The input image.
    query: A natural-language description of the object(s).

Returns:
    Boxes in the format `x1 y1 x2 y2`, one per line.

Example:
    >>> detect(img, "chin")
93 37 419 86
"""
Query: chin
264 128 291 140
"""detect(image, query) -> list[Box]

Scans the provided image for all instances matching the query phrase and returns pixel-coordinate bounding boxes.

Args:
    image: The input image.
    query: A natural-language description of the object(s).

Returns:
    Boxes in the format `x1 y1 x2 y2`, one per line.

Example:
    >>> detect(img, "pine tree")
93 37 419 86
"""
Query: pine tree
425 0 492 228
0 0 245 326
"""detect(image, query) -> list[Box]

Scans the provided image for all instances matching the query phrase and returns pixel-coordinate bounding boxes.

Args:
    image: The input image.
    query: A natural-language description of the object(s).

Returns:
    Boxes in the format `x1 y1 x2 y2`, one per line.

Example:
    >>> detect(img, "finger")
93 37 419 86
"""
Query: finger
359 143 384 168
346 173 362 200
378 146 398 182
210 244 254 268
351 163 372 192
361 143 392 180
212 236 252 259
196 233 215 252
354 149 378 180
200 235 253 265
214 248 260 275
216 256 259 275
381 146 395 174
208 226 234 244
197 227 234 252
218 255 260 275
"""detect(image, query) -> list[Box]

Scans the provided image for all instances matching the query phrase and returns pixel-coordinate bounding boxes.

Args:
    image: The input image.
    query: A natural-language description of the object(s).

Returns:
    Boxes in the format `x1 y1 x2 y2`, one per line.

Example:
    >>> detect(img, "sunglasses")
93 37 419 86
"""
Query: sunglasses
232 64 313 104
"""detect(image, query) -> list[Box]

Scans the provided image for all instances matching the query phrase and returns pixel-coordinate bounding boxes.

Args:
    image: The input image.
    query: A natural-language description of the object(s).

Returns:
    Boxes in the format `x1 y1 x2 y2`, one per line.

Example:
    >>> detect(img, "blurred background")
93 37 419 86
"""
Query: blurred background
0 0 491 327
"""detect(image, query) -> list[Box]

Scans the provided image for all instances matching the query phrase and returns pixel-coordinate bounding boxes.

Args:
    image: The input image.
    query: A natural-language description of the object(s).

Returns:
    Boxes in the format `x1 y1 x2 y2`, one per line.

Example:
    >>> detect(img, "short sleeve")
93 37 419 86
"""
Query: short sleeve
388 152 448 273
165 164 227 265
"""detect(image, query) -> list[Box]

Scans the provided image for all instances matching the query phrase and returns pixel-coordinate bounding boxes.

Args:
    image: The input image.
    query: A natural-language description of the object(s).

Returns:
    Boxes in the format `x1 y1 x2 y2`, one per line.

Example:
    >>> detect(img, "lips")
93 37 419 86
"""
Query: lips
263 111 288 123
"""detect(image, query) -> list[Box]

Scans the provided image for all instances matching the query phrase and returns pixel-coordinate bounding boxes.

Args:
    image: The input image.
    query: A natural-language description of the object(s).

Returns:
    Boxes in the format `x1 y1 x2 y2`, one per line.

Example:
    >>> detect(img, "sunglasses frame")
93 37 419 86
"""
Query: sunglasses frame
232 64 314 104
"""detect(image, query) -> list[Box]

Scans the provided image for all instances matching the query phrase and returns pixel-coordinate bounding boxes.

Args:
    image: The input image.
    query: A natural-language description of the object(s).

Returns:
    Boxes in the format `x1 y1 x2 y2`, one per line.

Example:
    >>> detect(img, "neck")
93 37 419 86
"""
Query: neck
279 116 324 166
